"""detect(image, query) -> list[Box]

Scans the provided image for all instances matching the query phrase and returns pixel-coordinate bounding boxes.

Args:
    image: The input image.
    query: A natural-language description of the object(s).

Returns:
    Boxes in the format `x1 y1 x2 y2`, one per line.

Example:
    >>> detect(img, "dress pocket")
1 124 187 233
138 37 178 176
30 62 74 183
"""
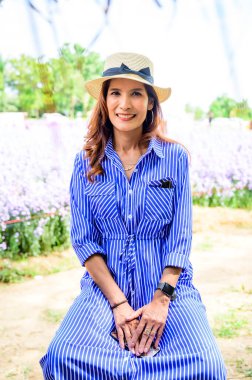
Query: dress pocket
84 181 118 219
144 177 175 221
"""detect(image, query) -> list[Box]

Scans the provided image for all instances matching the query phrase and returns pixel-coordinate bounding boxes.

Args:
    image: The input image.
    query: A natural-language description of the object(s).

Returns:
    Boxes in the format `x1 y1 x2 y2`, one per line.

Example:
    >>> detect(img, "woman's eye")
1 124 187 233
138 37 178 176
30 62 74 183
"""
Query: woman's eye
132 91 142 96
110 91 120 96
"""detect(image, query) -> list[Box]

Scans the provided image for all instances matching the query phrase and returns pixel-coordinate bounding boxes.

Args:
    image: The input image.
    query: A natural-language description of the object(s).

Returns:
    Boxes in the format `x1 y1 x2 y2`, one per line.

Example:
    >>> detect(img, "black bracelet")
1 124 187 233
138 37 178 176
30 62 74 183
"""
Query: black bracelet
111 299 128 310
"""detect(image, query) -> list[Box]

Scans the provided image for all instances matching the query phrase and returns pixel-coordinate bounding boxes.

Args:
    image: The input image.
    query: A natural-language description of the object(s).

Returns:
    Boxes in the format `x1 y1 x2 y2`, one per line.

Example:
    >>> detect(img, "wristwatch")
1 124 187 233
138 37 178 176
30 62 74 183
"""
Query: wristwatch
156 282 176 301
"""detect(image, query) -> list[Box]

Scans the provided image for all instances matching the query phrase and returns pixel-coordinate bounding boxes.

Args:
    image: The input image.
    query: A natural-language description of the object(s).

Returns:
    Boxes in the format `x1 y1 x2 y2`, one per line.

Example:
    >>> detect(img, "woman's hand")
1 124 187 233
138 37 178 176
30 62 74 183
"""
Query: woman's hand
112 302 139 353
126 294 170 356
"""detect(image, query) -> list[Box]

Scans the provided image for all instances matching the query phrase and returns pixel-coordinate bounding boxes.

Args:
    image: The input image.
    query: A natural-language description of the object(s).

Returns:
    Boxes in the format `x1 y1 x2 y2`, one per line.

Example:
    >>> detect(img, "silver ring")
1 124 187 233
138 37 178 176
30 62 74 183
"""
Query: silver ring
143 328 152 337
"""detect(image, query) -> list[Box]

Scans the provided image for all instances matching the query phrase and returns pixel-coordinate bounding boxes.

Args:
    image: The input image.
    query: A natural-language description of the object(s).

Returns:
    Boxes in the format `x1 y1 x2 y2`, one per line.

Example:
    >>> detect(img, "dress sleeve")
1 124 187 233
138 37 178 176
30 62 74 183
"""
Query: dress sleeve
70 152 106 266
162 150 192 270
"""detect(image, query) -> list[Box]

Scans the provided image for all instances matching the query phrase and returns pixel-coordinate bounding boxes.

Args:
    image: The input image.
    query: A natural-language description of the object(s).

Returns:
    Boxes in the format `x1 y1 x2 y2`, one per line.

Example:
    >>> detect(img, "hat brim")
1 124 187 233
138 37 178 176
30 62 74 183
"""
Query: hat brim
85 74 171 103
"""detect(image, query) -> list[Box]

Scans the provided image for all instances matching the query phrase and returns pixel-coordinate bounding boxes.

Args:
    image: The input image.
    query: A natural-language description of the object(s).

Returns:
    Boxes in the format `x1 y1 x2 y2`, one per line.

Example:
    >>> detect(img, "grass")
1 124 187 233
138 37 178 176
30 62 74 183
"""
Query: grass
240 285 252 295
6 372 16 378
229 285 252 295
195 239 214 251
43 308 66 324
235 359 252 378
0 249 79 283
0 265 36 283
5 366 32 380
213 309 248 338
246 346 252 353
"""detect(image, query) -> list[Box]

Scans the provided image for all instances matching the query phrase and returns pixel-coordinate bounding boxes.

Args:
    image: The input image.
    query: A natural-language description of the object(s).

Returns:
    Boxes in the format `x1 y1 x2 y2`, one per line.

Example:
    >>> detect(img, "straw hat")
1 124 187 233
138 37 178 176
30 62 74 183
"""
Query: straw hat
85 52 171 103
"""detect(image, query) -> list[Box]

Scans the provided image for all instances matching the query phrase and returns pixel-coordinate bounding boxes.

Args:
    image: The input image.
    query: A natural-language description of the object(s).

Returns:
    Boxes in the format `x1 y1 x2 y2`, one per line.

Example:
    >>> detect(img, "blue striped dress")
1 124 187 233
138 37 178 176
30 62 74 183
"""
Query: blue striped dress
40 137 227 379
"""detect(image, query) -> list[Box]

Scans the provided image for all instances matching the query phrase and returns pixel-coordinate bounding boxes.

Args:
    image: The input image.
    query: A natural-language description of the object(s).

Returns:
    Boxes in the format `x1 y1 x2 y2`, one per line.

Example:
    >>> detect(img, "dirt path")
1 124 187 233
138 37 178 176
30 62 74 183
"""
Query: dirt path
1 207 252 380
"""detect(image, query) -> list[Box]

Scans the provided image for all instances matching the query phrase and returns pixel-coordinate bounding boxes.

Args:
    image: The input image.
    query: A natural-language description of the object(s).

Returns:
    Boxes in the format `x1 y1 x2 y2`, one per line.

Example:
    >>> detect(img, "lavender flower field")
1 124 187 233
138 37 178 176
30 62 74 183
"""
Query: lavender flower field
0 115 85 258
0 115 251 259
167 116 252 204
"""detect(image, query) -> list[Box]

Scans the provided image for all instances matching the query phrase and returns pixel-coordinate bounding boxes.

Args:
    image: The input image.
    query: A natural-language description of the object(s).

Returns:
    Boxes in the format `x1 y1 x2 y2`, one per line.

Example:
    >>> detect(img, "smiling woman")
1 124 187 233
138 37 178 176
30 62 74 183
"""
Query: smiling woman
105 78 154 177
106 79 152 132
40 52 227 380
84 53 169 183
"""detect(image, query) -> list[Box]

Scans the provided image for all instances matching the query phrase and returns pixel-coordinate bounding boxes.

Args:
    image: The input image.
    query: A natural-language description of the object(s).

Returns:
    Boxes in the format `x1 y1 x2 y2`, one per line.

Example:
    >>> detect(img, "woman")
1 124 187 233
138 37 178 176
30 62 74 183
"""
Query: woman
40 52 226 379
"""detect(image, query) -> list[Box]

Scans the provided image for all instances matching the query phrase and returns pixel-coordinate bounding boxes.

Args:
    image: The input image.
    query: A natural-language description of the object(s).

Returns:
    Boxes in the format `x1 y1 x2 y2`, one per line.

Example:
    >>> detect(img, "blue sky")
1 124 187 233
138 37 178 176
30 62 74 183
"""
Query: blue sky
0 0 251 113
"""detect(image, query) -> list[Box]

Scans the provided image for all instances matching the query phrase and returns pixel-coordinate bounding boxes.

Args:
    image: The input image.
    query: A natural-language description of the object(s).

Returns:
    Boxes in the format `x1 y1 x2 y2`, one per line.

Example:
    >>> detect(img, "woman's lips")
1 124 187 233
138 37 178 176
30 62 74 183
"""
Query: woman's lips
116 113 136 121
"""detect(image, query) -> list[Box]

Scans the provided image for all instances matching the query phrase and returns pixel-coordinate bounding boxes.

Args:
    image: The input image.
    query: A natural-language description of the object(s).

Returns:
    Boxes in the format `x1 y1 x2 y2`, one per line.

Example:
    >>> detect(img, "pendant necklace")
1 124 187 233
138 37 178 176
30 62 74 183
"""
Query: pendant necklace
123 163 137 171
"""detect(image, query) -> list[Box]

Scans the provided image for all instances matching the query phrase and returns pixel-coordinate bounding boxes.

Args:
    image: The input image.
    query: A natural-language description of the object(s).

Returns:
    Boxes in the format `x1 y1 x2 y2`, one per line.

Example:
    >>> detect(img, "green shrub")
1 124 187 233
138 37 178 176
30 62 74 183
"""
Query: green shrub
0 214 70 260
193 188 252 209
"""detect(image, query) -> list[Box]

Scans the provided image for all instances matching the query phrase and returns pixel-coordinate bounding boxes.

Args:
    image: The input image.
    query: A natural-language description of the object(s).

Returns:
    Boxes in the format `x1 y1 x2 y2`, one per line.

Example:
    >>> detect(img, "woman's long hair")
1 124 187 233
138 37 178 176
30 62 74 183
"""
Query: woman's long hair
84 80 177 182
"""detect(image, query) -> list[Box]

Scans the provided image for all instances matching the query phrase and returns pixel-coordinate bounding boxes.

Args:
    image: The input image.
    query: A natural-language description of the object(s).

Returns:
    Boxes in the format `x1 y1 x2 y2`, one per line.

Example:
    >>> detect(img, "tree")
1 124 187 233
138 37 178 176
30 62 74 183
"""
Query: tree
230 99 252 120
209 95 252 120
4 55 44 117
184 103 206 120
2 44 104 117
209 95 237 118
49 44 102 117
50 43 103 117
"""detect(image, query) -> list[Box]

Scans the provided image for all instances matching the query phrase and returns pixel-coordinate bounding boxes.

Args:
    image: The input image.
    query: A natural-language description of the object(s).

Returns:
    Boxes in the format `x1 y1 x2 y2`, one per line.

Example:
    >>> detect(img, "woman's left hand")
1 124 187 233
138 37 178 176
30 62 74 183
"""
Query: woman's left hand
126 296 170 356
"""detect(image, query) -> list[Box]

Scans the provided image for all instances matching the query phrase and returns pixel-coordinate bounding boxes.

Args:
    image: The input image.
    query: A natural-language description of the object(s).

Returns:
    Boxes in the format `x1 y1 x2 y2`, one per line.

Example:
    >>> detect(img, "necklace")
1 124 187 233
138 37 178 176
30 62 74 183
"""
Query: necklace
123 163 137 172
123 163 137 171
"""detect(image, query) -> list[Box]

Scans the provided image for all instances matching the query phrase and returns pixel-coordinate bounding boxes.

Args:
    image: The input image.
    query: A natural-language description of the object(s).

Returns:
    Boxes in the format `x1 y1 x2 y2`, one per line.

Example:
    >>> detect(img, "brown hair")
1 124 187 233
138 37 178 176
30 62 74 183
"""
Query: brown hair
84 80 178 182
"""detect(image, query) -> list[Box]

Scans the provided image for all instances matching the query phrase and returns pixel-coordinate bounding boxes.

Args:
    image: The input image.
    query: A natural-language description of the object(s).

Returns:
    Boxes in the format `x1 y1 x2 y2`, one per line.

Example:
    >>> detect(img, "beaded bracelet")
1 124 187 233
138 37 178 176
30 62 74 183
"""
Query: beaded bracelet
111 299 128 310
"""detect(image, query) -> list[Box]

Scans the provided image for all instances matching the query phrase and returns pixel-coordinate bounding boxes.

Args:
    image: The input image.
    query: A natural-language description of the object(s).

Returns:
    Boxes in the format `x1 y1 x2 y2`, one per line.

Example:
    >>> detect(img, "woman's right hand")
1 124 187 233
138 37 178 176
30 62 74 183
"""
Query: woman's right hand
112 302 139 353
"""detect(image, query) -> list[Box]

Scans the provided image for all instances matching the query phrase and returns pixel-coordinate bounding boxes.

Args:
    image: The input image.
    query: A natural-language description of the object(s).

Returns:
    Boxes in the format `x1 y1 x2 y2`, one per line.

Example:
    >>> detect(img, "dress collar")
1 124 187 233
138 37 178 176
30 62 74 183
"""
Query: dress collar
148 137 164 158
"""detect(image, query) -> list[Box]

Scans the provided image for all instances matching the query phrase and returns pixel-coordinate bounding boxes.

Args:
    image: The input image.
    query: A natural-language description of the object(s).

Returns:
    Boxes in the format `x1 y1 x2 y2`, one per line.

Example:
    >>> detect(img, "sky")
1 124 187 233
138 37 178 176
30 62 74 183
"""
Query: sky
0 0 252 114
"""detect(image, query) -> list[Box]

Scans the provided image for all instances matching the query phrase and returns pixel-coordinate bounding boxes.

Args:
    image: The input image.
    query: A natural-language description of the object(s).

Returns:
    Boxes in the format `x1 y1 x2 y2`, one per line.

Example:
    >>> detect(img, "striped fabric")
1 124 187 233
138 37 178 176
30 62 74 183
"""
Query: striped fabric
40 137 226 379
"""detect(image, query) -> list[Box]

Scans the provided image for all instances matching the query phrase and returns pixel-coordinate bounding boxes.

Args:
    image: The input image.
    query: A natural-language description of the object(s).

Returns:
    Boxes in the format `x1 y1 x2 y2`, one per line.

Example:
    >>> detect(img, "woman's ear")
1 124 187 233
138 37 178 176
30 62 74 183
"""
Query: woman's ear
147 98 154 110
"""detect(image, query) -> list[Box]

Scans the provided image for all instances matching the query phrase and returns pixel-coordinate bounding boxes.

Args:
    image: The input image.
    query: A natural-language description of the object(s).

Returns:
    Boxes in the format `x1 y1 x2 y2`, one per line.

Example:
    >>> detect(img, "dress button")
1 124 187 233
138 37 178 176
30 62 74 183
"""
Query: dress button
128 214 133 219
128 189 133 194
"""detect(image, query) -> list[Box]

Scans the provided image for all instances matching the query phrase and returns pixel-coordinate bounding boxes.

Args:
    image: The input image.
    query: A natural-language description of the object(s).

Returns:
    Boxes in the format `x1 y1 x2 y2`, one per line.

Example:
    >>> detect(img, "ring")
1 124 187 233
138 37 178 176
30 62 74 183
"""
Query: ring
143 328 152 336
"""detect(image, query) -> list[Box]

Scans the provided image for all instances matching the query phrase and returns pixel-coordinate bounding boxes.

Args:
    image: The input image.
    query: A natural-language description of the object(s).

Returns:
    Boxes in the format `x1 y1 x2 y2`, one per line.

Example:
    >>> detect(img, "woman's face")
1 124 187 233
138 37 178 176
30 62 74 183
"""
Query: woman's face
106 78 153 134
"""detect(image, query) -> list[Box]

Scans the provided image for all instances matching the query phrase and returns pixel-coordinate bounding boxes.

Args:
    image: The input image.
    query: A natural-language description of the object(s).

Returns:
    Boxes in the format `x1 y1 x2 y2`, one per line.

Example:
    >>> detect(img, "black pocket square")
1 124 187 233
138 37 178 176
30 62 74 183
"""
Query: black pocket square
160 179 173 188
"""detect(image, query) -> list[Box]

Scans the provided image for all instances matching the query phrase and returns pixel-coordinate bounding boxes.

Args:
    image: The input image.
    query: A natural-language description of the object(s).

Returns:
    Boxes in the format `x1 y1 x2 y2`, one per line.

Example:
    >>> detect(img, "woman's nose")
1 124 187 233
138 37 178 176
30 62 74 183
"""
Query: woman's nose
119 95 131 110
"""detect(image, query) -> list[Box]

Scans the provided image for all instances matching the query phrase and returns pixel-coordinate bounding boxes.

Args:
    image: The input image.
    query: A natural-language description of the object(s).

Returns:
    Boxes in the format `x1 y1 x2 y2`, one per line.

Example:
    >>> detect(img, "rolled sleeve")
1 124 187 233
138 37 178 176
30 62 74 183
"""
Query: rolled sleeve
162 150 192 270
70 152 106 266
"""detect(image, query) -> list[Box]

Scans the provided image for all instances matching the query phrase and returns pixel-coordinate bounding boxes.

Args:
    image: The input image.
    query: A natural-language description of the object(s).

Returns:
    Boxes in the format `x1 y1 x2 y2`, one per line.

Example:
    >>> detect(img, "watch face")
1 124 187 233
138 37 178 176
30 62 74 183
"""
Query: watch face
163 283 174 296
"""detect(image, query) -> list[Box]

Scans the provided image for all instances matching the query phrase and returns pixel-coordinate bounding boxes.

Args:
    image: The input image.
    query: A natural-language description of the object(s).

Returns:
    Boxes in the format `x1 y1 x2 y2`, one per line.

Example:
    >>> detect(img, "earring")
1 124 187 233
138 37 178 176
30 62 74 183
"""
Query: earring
144 110 154 129
150 110 154 124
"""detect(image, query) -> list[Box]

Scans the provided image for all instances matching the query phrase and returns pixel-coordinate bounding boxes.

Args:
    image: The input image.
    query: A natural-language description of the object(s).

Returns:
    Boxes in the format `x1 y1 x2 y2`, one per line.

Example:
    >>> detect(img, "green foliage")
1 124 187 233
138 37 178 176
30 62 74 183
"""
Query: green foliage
209 95 252 120
50 44 103 117
193 188 252 209
4 55 44 117
1 44 103 117
1 214 70 260
231 99 252 120
244 369 252 377
209 95 236 118
0 262 36 283
194 107 205 120
186 96 252 122
184 103 194 113
184 103 206 120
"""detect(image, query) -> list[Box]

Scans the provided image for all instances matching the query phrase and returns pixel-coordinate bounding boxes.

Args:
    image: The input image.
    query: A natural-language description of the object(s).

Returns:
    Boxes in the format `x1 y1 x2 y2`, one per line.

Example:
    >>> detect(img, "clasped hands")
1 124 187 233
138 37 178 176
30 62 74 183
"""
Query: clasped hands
113 297 170 356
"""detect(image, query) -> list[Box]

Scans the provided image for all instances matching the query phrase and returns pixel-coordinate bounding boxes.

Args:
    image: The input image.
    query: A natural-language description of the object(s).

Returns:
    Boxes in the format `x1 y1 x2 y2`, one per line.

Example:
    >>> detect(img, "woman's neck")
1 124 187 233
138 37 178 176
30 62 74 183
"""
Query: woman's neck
113 129 143 153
